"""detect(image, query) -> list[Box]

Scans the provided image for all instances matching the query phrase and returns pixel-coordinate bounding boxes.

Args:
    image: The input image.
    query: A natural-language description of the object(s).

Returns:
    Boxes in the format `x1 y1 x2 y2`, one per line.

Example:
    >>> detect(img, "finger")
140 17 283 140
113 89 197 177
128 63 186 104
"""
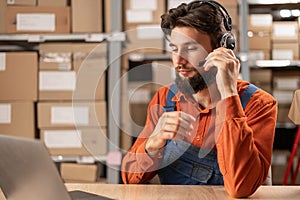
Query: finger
159 131 177 140
164 111 196 123
163 116 194 133
178 111 196 122
159 129 189 141
163 120 192 133
203 56 237 72
205 47 236 63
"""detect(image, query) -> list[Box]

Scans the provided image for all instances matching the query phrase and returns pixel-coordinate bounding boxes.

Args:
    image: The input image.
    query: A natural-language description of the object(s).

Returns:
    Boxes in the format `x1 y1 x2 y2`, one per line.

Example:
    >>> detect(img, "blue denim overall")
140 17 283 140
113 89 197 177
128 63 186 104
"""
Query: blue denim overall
157 83 259 185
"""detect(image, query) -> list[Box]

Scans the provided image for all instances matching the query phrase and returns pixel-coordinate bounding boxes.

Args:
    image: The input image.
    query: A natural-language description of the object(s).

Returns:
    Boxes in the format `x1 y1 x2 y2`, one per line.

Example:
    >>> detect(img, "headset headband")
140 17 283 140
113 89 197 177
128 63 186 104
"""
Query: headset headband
188 0 232 31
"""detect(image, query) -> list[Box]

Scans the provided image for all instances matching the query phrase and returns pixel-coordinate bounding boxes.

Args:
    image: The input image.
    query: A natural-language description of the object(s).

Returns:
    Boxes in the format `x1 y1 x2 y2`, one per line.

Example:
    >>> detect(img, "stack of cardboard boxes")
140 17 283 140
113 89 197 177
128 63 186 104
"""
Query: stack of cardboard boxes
0 0 107 183
37 42 108 183
0 0 70 34
272 21 299 60
273 71 300 124
248 13 300 185
120 0 167 151
0 0 103 34
0 52 37 138
248 14 273 61
248 14 273 94
123 0 165 55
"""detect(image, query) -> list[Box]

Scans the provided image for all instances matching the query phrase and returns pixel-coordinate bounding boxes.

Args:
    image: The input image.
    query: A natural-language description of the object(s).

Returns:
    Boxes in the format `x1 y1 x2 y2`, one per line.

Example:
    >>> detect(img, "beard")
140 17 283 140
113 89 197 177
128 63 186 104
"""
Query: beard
175 67 217 96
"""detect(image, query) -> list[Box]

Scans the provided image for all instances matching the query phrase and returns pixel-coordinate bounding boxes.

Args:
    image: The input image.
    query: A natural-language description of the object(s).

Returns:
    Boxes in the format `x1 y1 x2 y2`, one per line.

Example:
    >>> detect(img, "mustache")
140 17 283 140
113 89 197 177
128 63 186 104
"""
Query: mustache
175 65 203 74
175 64 193 71
175 61 206 70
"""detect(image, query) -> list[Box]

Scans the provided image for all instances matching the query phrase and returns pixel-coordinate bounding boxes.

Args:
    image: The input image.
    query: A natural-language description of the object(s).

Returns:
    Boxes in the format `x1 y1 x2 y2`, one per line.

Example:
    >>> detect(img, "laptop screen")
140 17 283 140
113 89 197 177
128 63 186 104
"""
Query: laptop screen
0 135 72 200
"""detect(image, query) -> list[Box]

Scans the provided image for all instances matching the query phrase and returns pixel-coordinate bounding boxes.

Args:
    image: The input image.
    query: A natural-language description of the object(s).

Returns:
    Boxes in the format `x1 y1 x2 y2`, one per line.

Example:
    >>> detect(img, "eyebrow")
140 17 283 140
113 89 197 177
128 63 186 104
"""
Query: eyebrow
169 41 199 47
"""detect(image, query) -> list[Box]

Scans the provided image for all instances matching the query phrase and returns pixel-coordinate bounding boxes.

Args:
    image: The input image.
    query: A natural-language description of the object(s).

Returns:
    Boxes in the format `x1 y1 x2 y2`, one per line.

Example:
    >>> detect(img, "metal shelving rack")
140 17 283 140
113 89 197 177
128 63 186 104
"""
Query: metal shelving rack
240 0 300 79
0 0 124 184
107 0 123 184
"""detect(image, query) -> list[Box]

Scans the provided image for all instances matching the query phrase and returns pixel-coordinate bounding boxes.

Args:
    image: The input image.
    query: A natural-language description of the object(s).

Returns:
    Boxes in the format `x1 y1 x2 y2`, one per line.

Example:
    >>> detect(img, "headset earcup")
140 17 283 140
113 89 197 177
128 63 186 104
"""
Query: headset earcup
220 32 236 50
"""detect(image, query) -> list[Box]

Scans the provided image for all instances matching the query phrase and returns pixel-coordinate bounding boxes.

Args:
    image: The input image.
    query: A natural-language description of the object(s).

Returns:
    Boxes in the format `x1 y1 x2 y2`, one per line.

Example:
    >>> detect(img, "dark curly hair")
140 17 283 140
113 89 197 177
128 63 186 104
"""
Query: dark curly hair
161 0 227 49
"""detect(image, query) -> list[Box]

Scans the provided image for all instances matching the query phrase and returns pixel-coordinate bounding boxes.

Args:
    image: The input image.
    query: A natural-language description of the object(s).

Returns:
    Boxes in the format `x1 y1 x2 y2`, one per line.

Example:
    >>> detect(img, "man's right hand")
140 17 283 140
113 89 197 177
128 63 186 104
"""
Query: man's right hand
145 111 195 156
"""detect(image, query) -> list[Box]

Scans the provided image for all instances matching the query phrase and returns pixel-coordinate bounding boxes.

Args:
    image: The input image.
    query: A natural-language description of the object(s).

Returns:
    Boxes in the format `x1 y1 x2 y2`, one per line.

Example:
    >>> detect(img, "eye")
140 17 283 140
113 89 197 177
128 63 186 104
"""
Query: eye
186 46 197 51
170 46 178 53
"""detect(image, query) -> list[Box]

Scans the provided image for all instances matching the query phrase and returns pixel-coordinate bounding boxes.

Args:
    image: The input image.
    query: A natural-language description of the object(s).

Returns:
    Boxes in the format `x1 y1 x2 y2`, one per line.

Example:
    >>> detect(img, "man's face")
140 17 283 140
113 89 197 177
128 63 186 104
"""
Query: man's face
169 26 216 95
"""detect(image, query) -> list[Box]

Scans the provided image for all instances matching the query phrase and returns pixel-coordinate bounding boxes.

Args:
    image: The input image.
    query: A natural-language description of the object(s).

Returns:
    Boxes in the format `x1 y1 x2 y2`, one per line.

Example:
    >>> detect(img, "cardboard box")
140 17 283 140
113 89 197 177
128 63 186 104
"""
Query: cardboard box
38 69 106 101
288 90 300 125
272 90 294 104
39 43 108 100
0 1 6 33
71 0 102 33
273 76 300 90
38 0 68 6
250 69 272 93
37 101 107 129
5 6 70 34
40 128 107 156
39 43 73 70
72 43 107 71
104 0 111 32
125 0 165 25
0 52 38 101
248 31 271 50
248 14 273 32
226 6 238 27
38 70 77 100
167 0 238 24
124 24 164 54
0 102 35 138
60 163 100 182
38 70 102 101
215 0 238 7
277 104 293 124
72 43 107 101
250 69 272 84
7 0 37 6
272 43 299 60
248 50 271 63
272 21 299 42
152 60 174 87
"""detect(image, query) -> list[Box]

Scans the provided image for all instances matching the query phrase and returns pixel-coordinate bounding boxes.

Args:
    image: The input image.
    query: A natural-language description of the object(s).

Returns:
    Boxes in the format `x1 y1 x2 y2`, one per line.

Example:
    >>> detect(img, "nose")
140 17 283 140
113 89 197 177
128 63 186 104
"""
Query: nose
173 51 188 66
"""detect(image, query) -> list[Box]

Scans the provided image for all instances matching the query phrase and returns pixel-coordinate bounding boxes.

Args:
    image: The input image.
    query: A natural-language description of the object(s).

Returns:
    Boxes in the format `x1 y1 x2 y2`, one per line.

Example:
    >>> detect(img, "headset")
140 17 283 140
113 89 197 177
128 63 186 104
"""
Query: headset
188 0 236 50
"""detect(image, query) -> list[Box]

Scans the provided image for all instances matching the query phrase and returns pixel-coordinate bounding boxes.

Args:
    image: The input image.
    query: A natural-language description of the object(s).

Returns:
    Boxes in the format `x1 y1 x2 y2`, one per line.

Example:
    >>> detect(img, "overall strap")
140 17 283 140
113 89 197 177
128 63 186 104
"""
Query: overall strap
163 83 178 112
240 83 259 109
163 83 259 112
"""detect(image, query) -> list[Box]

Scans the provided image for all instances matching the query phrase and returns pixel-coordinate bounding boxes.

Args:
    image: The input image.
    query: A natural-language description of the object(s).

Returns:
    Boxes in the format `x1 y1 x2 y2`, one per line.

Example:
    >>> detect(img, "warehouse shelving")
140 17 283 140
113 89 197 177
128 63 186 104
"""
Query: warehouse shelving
0 0 124 184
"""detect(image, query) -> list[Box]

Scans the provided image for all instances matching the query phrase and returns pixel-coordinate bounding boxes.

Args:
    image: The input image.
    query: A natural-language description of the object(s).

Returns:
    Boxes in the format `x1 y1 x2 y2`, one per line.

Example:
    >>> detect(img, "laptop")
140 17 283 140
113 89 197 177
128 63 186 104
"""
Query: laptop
0 135 114 200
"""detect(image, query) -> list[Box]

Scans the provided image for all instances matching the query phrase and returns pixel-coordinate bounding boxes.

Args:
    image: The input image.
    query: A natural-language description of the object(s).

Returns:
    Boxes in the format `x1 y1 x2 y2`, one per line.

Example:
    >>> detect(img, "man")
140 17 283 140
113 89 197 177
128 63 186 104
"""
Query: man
121 0 277 198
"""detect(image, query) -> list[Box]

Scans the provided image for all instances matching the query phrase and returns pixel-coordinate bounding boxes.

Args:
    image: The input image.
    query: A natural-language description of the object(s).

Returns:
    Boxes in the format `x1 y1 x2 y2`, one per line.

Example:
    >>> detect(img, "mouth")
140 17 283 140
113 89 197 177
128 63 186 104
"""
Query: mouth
176 65 196 76
178 68 192 75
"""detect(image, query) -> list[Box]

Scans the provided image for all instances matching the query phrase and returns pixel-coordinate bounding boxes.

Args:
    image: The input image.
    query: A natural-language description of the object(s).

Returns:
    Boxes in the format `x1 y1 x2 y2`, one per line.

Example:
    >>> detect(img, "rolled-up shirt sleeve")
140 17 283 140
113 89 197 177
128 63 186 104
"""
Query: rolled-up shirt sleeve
121 87 168 184
216 90 277 198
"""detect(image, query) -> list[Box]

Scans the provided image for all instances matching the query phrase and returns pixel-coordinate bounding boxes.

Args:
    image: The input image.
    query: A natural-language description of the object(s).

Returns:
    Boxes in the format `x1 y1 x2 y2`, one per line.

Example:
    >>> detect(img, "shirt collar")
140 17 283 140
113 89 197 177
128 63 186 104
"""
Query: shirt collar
172 89 216 113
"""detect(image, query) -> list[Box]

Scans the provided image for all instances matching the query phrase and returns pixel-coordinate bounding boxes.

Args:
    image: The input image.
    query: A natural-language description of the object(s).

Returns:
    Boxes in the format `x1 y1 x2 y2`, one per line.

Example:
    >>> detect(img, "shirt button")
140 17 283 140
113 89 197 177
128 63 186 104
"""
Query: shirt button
196 137 200 141
173 141 177 145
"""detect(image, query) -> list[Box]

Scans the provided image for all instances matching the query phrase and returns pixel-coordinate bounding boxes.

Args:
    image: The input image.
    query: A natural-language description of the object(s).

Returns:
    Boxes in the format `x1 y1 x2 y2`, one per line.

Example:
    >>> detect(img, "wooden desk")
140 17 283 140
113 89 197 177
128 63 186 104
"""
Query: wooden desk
66 184 300 200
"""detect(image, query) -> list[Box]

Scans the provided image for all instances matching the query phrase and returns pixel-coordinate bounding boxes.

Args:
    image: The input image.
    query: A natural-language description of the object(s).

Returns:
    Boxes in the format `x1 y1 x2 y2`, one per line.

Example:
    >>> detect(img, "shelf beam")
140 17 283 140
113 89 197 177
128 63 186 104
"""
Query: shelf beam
0 33 125 43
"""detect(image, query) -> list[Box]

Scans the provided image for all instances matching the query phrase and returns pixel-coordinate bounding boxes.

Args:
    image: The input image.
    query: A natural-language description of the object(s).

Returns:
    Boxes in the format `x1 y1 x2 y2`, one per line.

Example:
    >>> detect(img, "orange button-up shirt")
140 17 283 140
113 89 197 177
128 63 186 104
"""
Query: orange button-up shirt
121 79 277 198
